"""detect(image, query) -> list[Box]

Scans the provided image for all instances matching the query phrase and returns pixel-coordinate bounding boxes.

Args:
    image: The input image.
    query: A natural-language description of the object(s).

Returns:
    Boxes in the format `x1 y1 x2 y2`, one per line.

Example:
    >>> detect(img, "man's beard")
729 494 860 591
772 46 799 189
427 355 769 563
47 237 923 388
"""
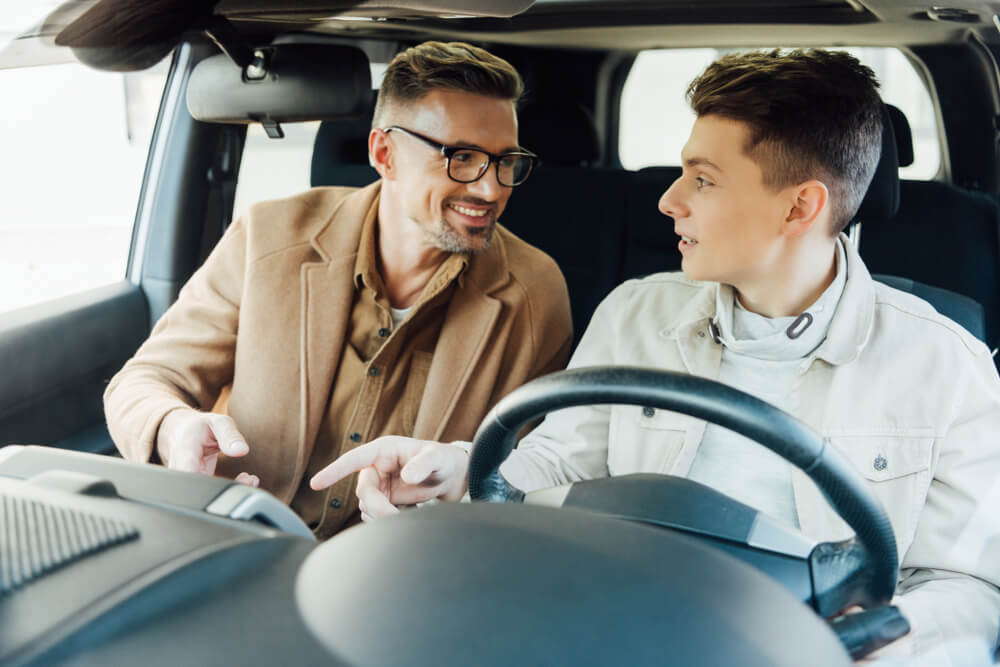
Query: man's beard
426 217 495 255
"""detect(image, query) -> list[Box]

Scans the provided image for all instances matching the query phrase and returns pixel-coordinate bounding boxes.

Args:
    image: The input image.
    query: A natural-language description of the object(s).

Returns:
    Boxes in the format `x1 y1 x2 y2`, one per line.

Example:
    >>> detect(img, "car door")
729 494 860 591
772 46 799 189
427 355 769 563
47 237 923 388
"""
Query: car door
0 29 239 455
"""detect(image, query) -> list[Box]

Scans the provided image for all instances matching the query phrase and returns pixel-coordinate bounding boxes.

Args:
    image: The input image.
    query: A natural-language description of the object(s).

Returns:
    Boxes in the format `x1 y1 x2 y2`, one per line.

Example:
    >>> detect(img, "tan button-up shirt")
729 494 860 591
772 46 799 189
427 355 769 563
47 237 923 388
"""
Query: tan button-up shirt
290 204 467 538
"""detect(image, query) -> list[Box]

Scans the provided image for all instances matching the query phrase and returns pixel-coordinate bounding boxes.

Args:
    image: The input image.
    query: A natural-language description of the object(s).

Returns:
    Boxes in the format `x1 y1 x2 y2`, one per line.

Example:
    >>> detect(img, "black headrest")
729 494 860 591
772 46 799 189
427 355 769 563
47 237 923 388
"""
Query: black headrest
518 102 601 167
853 103 900 223
885 104 914 168
311 100 378 188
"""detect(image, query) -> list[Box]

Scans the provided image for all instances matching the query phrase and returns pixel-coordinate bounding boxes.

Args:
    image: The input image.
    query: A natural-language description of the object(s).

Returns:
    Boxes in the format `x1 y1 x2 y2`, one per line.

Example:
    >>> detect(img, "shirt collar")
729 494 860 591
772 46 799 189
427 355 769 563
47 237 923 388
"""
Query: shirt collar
353 207 470 299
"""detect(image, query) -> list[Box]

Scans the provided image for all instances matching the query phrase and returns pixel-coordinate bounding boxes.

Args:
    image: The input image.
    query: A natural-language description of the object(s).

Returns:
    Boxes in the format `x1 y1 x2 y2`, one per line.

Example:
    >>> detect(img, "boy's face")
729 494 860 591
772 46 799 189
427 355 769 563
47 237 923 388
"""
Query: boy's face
659 115 793 287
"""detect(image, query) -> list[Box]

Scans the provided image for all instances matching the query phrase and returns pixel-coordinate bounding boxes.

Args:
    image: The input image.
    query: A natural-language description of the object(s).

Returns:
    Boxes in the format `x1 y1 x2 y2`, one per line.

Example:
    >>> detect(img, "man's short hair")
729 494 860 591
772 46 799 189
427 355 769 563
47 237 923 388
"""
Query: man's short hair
687 49 883 235
372 41 524 127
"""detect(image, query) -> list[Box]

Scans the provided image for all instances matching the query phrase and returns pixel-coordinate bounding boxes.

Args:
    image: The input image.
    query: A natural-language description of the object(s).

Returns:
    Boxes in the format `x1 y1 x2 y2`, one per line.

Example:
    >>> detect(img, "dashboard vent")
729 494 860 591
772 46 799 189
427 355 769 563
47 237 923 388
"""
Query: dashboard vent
0 494 138 596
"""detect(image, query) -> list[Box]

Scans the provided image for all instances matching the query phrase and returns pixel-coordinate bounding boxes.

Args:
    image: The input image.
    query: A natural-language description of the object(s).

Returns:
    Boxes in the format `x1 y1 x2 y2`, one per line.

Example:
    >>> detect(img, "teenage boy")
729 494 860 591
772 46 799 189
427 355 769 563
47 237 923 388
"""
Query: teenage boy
312 50 1000 659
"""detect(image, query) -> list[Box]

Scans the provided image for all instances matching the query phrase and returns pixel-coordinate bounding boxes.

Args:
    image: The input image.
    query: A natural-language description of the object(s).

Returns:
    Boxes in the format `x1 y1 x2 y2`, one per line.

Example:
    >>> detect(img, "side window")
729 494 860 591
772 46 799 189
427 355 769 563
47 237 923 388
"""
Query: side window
619 47 940 180
232 121 322 219
232 62 387 219
0 59 168 315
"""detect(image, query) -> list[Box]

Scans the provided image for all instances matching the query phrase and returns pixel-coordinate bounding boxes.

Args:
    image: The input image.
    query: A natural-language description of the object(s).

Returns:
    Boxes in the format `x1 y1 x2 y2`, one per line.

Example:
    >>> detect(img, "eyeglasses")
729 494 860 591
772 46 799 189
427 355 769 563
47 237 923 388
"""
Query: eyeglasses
383 126 537 187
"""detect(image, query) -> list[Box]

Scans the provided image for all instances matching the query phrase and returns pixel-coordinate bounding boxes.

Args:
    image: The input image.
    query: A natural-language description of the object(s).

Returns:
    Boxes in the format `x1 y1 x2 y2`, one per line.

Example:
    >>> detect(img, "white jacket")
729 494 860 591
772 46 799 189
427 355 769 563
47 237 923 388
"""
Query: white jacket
501 236 1000 659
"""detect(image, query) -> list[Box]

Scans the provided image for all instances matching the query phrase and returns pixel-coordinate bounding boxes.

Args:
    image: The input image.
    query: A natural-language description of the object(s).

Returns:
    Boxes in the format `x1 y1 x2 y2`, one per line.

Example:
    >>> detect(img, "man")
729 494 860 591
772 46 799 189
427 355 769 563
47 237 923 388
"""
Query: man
313 50 1000 660
103 41 573 538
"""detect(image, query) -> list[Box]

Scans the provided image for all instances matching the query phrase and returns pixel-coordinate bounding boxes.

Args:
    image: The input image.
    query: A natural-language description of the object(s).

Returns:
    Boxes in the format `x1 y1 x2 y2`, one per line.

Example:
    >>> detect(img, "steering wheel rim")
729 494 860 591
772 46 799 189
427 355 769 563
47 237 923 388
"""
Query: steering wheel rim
467 366 899 606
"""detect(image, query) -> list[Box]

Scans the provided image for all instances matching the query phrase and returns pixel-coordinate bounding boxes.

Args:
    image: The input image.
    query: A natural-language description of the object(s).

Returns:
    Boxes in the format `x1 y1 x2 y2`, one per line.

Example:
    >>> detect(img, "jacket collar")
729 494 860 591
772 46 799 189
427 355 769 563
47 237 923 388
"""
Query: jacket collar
662 234 876 367
660 279 721 340
310 181 381 263
811 234 876 366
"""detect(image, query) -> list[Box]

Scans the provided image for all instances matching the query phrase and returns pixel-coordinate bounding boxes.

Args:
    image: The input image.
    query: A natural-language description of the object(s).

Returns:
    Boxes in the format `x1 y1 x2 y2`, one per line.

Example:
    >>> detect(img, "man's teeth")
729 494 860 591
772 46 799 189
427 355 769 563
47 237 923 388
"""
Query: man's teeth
450 204 488 217
682 236 698 244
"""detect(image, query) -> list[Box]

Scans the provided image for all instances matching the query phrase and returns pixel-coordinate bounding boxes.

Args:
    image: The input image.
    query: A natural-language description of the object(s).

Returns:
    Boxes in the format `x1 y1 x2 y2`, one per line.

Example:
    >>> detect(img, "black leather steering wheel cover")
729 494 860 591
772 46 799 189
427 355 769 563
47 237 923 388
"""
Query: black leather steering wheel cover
467 366 899 605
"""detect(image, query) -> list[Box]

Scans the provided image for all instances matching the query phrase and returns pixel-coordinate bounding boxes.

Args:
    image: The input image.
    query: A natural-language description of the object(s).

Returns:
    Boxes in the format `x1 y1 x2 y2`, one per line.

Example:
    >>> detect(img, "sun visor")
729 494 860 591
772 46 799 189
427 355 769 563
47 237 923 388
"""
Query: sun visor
51 0 218 72
186 44 373 136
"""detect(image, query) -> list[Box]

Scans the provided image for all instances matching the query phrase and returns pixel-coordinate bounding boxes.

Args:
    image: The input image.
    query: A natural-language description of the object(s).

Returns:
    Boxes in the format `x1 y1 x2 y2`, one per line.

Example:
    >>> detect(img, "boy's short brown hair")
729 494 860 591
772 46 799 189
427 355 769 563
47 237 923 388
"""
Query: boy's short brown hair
373 41 523 126
688 49 883 234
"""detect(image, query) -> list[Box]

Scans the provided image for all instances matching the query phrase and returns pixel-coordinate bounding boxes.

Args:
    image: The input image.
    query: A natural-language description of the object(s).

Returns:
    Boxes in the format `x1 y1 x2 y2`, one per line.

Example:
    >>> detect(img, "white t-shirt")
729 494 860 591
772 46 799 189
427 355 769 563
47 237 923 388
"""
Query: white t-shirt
389 306 412 328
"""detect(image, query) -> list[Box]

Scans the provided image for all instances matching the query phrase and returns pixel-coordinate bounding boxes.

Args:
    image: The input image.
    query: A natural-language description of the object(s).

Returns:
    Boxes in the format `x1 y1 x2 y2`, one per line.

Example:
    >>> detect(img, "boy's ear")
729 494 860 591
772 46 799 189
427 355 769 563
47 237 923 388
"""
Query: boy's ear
369 128 393 180
782 180 829 238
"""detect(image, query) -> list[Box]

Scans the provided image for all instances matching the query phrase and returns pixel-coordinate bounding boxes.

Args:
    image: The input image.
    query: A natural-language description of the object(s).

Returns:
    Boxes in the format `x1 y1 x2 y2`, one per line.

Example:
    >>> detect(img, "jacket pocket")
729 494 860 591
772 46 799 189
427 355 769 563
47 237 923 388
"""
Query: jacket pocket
608 406 689 476
827 433 935 556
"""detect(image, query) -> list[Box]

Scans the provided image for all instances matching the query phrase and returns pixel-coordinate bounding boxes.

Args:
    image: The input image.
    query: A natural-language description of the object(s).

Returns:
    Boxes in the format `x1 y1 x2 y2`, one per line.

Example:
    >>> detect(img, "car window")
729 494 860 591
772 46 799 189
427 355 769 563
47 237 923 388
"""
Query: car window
232 121 322 219
0 58 168 314
232 62 387 218
619 47 940 180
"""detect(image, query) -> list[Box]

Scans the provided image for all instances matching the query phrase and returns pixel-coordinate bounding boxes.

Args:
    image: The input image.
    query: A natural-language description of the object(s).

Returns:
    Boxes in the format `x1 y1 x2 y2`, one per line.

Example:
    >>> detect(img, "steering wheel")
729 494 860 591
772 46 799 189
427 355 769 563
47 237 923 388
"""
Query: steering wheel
467 366 907 656
295 366 909 665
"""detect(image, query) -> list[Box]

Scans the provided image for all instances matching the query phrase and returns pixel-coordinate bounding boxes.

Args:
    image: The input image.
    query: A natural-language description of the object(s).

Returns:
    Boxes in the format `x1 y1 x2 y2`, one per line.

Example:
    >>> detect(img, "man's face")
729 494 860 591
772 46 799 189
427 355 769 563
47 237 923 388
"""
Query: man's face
659 115 792 286
381 89 519 254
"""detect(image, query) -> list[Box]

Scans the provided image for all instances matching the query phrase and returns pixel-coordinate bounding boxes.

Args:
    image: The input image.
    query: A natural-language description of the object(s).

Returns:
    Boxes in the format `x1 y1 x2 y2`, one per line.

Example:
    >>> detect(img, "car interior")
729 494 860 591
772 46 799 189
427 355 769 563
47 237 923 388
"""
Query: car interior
2 0 1000 665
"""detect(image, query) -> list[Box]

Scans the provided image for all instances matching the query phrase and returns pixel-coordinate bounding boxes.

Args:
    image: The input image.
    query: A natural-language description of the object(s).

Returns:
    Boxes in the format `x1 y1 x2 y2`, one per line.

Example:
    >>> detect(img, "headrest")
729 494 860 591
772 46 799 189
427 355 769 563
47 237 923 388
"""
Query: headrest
187 44 372 127
518 102 601 167
311 102 379 188
853 103 900 223
885 104 914 168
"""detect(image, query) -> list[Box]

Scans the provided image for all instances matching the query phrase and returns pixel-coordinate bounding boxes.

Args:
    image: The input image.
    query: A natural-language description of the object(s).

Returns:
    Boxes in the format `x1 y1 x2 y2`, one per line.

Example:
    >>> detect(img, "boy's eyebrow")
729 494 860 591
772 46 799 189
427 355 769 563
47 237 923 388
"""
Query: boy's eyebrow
684 156 723 171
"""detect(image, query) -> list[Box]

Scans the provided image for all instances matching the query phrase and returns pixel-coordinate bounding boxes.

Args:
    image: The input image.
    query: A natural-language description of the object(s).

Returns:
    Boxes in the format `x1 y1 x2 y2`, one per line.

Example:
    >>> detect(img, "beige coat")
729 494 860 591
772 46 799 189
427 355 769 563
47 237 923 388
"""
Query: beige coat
105 182 572 502
502 235 1000 657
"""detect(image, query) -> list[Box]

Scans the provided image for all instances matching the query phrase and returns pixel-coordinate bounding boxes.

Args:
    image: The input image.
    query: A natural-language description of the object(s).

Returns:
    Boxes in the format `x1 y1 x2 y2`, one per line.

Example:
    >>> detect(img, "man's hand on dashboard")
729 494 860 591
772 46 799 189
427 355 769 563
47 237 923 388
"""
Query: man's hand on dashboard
310 436 470 520
157 409 257 486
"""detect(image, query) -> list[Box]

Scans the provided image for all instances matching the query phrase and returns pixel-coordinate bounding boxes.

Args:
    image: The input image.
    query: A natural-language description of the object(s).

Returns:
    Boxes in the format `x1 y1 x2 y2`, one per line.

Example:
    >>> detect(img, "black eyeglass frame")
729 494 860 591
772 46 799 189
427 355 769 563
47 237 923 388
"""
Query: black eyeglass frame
383 125 537 187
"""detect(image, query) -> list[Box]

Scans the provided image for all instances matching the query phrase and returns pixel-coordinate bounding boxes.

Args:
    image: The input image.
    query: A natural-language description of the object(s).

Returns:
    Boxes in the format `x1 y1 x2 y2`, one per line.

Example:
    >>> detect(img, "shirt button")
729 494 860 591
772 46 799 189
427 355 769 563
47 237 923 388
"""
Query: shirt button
349 432 362 443
369 366 381 377
642 406 655 418
874 455 888 472
378 327 390 338
330 498 342 509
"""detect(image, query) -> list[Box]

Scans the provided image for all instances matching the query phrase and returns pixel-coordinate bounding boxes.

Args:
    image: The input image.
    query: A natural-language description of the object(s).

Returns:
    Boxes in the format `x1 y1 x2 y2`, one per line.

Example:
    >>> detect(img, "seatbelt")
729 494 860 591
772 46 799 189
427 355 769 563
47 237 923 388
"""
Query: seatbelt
199 126 245 265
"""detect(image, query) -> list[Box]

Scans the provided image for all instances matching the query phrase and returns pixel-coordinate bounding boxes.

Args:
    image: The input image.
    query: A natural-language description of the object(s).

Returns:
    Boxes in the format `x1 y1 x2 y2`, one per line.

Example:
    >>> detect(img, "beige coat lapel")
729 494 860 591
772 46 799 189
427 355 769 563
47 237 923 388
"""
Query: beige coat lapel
413 232 511 441
293 183 381 487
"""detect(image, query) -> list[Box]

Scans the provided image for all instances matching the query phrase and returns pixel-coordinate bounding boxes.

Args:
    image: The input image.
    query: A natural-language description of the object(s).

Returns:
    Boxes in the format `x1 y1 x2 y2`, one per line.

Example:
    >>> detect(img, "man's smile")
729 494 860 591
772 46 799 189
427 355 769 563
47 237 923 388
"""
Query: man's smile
449 203 489 218
446 200 496 227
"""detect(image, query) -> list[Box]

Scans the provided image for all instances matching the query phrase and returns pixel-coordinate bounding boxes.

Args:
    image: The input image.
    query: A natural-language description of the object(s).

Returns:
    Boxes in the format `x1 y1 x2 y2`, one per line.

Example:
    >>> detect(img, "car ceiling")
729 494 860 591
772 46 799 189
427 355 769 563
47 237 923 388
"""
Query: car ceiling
209 0 1000 48
2 0 999 71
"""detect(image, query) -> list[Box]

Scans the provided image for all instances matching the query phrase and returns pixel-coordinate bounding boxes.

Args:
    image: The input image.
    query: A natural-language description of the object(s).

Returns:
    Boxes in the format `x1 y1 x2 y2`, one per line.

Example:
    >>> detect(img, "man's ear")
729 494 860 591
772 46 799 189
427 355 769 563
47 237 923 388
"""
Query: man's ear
782 180 829 238
368 128 393 180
